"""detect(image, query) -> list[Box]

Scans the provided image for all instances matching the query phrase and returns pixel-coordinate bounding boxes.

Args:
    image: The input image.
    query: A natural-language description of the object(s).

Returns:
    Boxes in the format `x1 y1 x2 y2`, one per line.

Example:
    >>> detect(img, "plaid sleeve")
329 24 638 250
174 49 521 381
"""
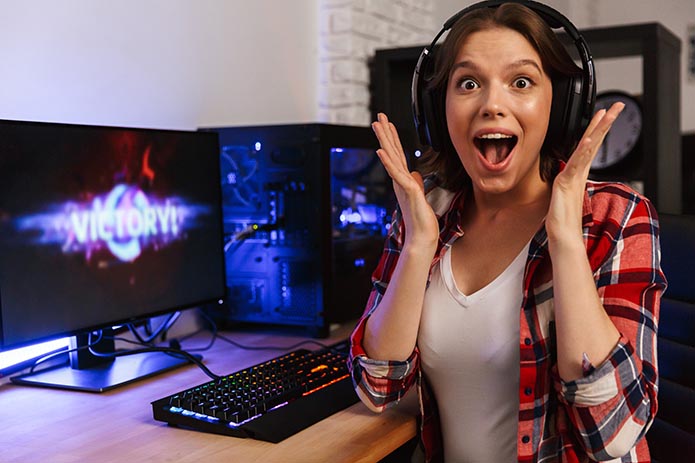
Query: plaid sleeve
347 206 420 412
556 191 666 460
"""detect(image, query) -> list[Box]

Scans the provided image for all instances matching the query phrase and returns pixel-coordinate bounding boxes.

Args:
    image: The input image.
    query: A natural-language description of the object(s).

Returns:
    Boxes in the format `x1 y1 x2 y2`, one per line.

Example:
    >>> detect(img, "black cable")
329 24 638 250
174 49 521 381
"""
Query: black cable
111 332 216 354
213 332 332 352
27 330 105 373
129 312 180 344
93 327 220 381
0 346 68 378
22 308 341 382
176 326 218 353
88 343 220 381
196 308 334 352
19 319 218 381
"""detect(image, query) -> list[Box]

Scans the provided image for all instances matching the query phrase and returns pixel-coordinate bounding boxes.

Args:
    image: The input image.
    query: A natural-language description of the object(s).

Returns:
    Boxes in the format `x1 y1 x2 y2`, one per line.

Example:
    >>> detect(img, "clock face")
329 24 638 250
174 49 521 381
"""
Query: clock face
590 92 643 170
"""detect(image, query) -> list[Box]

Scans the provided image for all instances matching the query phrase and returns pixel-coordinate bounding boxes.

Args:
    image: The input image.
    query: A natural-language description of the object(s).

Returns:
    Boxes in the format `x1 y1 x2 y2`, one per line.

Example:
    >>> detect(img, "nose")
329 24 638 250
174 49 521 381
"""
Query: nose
479 85 507 118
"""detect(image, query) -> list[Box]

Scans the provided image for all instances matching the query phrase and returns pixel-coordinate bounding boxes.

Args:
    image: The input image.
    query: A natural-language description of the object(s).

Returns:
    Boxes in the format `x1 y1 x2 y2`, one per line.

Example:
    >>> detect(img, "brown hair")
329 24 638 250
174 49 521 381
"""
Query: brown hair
417 3 583 191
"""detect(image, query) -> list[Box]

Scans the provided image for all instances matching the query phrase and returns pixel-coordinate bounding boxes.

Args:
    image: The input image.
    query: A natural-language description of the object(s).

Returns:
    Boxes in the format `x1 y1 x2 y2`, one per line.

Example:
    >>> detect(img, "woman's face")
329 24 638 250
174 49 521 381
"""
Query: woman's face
445 26 553 200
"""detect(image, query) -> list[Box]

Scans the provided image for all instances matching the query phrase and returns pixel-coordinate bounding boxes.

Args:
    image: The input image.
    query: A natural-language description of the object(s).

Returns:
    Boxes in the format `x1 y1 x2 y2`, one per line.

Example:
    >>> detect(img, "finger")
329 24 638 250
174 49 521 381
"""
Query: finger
583 108 607 140
568 103 624 173
376 113 398 153
386 121 409 171
411 170 426 193
565 136 595 176
564 109 605 175
373 113 409 172
583 103 624 166
371 118 398 157
372 123 407 177
376 148 414 187
586 102 624 146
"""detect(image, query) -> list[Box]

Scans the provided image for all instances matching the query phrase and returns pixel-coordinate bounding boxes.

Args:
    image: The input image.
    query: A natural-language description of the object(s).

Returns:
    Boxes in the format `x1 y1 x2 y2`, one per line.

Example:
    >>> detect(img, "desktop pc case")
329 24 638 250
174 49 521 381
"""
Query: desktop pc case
200 124 393 337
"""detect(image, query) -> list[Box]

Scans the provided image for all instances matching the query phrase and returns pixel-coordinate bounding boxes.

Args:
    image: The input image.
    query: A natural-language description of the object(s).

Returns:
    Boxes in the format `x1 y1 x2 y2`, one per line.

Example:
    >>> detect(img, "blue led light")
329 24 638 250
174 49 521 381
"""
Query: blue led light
339 207 363 226
169 406 220 424
348 211 362 223
254 142 262 151
414 150 422 158
0 337 70 370
268 401 289 411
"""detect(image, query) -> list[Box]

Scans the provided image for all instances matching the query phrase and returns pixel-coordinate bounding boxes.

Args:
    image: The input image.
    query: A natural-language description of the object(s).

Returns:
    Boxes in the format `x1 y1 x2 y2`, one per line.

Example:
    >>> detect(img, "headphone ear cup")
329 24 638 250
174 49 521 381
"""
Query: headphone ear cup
413 50 441 150
563 75 591 149
414 82 430 148
546 74 573 157
422 85 445 152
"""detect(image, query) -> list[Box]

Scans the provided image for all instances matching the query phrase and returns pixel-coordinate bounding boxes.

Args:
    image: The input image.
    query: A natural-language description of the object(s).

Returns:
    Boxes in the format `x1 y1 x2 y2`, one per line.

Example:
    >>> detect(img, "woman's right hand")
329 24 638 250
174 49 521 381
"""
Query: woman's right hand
371 113 439 251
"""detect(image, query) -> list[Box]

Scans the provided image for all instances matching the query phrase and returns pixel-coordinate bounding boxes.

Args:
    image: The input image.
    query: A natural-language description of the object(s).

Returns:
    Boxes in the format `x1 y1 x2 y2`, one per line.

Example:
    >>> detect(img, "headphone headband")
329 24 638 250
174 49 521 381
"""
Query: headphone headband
412 0 596 154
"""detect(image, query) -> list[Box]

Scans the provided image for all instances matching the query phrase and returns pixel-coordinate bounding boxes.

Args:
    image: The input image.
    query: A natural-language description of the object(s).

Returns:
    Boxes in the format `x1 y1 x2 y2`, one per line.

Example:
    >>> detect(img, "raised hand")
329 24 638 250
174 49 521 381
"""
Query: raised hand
545 102 625 247
371 113 439 250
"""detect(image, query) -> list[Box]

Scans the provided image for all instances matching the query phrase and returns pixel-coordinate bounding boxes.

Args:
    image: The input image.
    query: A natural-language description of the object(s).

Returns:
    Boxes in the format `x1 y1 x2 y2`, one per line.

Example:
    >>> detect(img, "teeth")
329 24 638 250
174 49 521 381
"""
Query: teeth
477 133 513 139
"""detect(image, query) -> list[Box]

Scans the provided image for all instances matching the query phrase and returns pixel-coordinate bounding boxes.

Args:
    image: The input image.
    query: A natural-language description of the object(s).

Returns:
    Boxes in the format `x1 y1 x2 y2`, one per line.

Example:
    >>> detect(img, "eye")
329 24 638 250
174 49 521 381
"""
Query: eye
456 78 479 91
513 77 532 89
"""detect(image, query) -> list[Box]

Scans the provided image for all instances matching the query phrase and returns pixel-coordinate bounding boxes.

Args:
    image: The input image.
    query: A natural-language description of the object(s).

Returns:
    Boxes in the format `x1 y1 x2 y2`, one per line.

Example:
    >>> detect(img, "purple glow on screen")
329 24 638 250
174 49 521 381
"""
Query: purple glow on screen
14 183 211 263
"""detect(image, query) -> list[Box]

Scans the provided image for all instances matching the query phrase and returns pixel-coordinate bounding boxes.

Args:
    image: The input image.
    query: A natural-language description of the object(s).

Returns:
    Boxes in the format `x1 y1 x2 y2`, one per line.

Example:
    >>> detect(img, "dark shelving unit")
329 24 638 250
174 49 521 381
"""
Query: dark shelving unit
561 22 682 214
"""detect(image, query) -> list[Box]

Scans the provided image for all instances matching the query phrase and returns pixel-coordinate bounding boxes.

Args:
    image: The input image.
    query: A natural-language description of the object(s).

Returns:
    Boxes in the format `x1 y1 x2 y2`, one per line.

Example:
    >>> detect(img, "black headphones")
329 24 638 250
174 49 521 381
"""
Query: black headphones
412 0 596 154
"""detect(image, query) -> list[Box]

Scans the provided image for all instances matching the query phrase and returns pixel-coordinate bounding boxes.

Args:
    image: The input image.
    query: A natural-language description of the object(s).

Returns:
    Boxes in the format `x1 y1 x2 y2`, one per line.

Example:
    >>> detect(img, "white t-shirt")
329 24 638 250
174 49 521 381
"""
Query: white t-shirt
418 240 529 462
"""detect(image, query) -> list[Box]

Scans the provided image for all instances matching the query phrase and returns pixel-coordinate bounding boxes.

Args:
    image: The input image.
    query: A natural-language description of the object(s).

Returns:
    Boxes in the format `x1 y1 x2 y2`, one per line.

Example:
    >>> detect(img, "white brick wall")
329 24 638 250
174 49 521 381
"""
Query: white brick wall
319 0 436 126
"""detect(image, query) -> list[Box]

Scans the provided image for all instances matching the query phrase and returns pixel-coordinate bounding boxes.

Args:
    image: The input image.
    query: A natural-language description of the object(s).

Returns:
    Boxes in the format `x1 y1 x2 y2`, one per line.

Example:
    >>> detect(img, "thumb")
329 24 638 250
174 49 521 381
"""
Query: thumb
411 171 426 193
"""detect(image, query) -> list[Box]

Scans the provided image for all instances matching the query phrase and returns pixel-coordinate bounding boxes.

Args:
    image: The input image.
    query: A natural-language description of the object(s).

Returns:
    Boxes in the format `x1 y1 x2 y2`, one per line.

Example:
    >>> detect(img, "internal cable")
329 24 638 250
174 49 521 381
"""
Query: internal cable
223 219 285 253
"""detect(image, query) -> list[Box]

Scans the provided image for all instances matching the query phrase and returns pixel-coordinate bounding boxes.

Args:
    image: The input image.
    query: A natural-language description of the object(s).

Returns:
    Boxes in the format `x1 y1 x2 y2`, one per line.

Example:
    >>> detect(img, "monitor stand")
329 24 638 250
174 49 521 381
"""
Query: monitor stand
10 328 198 392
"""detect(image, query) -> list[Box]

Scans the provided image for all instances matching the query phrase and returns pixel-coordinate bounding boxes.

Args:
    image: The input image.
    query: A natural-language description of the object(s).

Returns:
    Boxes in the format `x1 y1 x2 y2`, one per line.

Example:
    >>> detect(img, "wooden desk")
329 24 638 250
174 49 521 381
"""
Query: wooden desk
0 324 417 463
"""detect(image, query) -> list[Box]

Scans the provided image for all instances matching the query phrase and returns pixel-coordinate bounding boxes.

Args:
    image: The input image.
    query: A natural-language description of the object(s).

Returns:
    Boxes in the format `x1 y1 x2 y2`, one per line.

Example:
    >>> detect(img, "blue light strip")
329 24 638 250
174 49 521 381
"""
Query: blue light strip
0 338 70 371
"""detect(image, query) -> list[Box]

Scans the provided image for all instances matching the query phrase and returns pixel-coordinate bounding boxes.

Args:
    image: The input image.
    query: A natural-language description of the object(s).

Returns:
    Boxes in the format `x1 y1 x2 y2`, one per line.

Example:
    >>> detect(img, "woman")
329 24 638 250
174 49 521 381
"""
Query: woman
348 2 666 462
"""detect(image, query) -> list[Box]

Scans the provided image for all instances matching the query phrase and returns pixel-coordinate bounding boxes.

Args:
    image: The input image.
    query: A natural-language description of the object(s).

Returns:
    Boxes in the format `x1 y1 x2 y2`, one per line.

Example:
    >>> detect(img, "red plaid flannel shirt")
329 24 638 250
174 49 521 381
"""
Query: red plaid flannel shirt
348 180 666 462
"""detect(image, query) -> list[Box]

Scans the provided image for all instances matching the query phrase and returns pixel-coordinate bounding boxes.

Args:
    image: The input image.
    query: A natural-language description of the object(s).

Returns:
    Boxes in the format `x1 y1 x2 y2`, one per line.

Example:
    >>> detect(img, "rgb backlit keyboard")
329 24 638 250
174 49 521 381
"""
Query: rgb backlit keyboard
151 341 358 442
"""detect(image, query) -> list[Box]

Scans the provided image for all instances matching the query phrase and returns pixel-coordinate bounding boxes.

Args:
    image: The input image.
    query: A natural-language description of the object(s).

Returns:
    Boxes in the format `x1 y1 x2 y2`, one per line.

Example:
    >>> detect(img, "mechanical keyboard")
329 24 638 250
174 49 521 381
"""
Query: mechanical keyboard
151 340 358 443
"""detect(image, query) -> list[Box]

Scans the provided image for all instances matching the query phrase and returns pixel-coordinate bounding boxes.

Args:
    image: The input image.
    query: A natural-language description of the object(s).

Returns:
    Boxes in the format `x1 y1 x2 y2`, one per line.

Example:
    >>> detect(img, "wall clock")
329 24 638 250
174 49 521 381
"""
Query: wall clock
590 90 643 171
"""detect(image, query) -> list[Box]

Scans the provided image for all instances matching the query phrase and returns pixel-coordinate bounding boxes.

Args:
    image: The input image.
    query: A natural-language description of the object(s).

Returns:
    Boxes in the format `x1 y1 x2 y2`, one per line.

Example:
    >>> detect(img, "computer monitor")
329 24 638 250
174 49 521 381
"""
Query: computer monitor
0 119 226 391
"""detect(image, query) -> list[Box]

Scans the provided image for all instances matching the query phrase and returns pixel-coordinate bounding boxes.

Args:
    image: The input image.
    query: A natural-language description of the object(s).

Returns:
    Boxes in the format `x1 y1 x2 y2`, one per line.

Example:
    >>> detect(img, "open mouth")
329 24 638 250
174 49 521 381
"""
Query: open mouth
474 134 518 165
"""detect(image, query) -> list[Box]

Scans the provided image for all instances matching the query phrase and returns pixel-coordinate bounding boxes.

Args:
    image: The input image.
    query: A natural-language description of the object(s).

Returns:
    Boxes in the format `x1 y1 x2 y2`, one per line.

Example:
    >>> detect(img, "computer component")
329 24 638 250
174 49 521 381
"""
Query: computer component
151 340 358 442
0 119 226 391
201 124 393 337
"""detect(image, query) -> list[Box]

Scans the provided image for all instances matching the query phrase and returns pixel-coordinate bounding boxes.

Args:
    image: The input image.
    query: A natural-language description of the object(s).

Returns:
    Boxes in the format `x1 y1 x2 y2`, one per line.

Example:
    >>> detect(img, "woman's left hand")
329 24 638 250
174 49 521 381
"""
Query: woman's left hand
545 102 625 247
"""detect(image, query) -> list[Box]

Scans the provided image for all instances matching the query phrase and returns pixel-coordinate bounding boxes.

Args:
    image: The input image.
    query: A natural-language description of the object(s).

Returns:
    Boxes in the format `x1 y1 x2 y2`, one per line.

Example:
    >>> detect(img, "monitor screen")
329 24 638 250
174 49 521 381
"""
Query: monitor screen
0 119 225 353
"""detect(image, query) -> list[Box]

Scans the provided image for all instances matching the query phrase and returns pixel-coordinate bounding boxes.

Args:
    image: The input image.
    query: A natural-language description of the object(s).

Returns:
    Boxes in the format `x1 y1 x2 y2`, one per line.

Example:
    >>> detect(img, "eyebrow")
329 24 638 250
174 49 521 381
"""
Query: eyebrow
451 58 543 74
